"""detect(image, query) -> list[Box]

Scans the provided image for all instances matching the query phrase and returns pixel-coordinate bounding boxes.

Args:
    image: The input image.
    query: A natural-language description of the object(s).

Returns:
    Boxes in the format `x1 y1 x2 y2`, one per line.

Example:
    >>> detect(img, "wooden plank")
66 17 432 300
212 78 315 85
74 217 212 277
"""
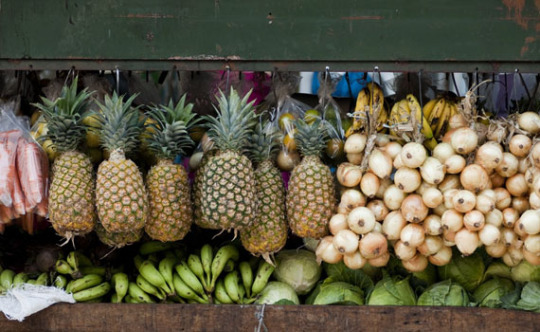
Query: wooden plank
0 304 537 331
0 0 539 72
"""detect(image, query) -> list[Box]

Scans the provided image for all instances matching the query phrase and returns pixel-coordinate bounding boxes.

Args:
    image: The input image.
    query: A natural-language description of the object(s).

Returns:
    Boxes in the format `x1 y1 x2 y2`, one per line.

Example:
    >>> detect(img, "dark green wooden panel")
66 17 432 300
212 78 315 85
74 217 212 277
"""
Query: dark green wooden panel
0 0 539 71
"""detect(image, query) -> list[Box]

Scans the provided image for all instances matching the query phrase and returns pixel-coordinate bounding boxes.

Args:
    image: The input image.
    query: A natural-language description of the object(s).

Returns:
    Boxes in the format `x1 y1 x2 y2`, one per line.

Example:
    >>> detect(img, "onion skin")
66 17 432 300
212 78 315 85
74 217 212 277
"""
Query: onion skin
382 142 402 160
394 240 417 260
495 152 519 178
485 209 503 227
479 224 501 246
455 228 480 256
438 174 461 192
475 142 503 171
429 246 452 266
524 234 540 254
518 210 540 235
360 172 380 198
512 196 530 214
523 248 540 265
485 241 507 258
451 127 478 155
347 207 376 235
316 236 343 264
343 251 367 270
359 232 388 259
432 142 455 163
344 133 367 154
502 246 523 267
420 157 446 185
400 223 425 247
401 194 429 223
452 190 477 213
382 211 407 240
417 236 444 256
336 163 363 187
463 210 485 231
509 134 532 158
422 187 443 209
367 200 389 222
368 149 393 179
490 172 506 189
383 185 405 210
506 174 528 197
444 155 466 174
368 251 390 267
346 152 363 165
329 214 349 235
517 111 540 134
394 167 422 193
402 254 429 272
424 215 444 235
400 142 427 169
333 229 360 254
530 192 540 210
441 209 464 232
531 143 540 169
376 178 392 199
495 188 512 210
502 208 519 229
460 164 491 193
340 189 366 212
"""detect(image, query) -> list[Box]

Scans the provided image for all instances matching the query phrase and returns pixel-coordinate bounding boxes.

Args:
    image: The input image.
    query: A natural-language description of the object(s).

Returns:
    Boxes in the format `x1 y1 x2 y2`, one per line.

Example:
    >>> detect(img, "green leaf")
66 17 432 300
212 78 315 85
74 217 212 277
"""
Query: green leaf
312 282 364 305
323 261 374 294
273 299 297 305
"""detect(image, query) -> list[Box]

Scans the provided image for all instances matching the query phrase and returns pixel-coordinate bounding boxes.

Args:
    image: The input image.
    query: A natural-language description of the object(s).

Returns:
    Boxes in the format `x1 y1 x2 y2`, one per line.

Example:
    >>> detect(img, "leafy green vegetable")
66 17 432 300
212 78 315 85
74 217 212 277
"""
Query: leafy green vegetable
516 282 540 312
312 281 364 305
323 261 374 294
254 281 300 305
473 277 515 308
417 280 470 306
510 261 540 283
367 272 416 306
437 249 484 292
484 262 512 281
273 250 322 295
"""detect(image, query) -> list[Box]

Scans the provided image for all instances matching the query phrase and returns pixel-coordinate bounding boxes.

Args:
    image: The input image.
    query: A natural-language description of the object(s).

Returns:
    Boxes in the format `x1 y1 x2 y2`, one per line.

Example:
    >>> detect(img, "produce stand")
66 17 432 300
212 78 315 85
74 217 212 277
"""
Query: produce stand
0 1 539 331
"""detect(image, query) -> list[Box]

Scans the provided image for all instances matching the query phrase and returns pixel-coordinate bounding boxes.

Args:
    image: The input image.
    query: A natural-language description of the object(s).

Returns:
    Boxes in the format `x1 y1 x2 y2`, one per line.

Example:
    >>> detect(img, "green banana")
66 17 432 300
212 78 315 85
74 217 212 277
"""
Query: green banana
200 244 213 288
1 269 15 288
223 259 235 273
12 272 29 286
238 261 253 298
26 279 37 285
133 255 144 270
187 254 205 288
158 256 177 294
72 282 111 302
78 266 107 276
138 260 173 295
35 272 49 286
124 295 139 303
53 275 68 289
66 251 93 271
128 282 155 304
136 274 166 300
110 293 119 303
66 274 103 293
223 271 242 304
111 272 129 303
251 261 275 295
209 245 239 290
175 262 206 297
214 278 234 304
173 274 207 304
55 259 75 275
139 241 175 256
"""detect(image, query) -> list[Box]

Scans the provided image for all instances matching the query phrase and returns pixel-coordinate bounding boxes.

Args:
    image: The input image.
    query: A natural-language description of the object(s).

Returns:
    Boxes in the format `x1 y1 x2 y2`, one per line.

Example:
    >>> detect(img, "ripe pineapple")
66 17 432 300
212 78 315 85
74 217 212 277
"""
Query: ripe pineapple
196 88 257 232
34 77 96 240
95 222 143 248
95 93 147 235
193 150 219 229
240 120 288 260
144 95 199 241
287 119 336 238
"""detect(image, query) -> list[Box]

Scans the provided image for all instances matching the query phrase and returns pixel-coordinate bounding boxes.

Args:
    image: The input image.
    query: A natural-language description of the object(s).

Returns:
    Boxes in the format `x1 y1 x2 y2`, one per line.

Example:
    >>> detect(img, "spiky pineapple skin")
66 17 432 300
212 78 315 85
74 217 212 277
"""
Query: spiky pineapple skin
287 155 335 238
145 160 192 241
193 151 220 230
241 160 287 254
95 222 143 248
49 151 96 236
96 154 148 233
200 151 256 230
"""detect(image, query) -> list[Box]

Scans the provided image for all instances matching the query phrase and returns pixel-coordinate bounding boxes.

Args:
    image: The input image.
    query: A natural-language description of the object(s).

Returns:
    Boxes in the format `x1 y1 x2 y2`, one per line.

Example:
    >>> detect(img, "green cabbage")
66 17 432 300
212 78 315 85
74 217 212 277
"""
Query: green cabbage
510 261 540 283
254 281 300 305
515 282 540 312
473 277 515 308
312 281 364 305
273 250 322 295
437 250 484 292
417 280 469 306
367 274 416 306
484 261 512 280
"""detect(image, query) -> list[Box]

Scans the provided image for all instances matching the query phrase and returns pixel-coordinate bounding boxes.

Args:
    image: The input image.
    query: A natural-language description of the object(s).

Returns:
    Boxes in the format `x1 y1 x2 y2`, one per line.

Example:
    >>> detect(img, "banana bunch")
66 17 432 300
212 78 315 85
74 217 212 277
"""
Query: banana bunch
0 267 50 293
424 96 459 139
213 260 275 304
346 82 388 137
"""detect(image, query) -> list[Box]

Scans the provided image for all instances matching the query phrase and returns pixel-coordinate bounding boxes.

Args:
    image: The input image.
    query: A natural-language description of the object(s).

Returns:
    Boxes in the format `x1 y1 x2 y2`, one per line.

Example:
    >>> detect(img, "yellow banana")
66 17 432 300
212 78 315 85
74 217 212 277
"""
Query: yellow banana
136 274 166 300
1 269 15 288
422 98 438 120
209 245 239 291
175 261 206 297
214 278 234 304
406 94 434 139
428 98 446 132
158 256 177 294
138 260 172 295
173 274 207 304
238 261 253 298
128 281 155 304
354 88 370 112
72 282 111 302
251 261 275 295
434 101 453 138
223 271 242 304
66 274 103 293
111 272 129 303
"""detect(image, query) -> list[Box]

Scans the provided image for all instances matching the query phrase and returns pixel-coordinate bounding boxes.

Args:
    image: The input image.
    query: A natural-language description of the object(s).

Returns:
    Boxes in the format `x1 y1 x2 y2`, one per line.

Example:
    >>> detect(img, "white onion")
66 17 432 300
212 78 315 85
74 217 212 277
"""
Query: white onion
518 157 531 174
524 234 540 254
347 207 376 235
417 236 444 256
475 192 495 214
316 236 343 264
444 155 467 174
367 251 391 267
486 124 507 142
464 210 485 231
443 188 459 209
343 251 367 270
400 142 427 168
416 181 437 196
502 208 519 229
368 148 393 179
523 248 540 265
333 229 360 254
451 127 479 154
382 211 407 240
517 111 540 134
336 163 363 187
433 203 448 217
455 228 480 256
441 209 464 232
367 200 389 222
533 176 540 198
329 214 349 235
512 196 530 214
376 178 392 199
340 189 366 211
422 187 444 208
508 134 532 158
502 246 523 267
402 254 429 272
525 167 540 187
400 223 425 247
372 221 383 233
485 242 507 258
443 229 457 244
531 143 540 168
394 240 417 260
514 220 527 237
424 215 444 235
530 192 540 209
420 157 446 185
475 142 503 171
375 133 390 147
442 128 458 144
394 167 422 193
479 224 501 246
495 152 519 178
438 175 462 192
506 173 528 197
393 153 404 169
359 232 388 259
460 164 491 193
485 209 503 227
401 194 429 223
383 185 405 210
495 188 512 210
344 133 367 154
382 141 402 160
518 210 540 235
490 172 506 188
448 113 468 129
432 142 455 163
360 172 380 198
452 190 477 213
346 152 363 165
502 228 519 247
429 246 452 266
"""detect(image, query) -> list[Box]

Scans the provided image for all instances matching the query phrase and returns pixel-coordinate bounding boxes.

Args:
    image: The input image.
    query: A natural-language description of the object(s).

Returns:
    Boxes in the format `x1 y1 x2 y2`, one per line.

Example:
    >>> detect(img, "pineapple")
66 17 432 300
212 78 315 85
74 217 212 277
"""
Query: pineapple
240 120 288 260
193 149 219 229
95 93 147 235
287 119 336 238
144 95 199 241
34 77 96 241
95 222 143 248
196 88 257 232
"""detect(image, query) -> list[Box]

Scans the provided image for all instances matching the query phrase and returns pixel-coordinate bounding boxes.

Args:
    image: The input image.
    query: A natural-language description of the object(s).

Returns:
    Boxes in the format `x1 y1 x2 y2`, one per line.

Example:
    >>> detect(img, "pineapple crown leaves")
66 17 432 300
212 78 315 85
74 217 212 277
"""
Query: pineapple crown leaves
94 92 144 154
145 94 201 159
248 113 281 163
294 118 329 157
32 76 94 151
204 87 257 153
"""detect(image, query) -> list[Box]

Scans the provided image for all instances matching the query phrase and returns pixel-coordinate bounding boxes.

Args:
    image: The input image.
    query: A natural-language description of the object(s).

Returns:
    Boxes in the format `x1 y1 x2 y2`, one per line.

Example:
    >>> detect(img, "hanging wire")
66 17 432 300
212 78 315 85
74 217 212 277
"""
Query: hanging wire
225 65 231 92
115 67 120 95
322 66 330 110
515 69 532 103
